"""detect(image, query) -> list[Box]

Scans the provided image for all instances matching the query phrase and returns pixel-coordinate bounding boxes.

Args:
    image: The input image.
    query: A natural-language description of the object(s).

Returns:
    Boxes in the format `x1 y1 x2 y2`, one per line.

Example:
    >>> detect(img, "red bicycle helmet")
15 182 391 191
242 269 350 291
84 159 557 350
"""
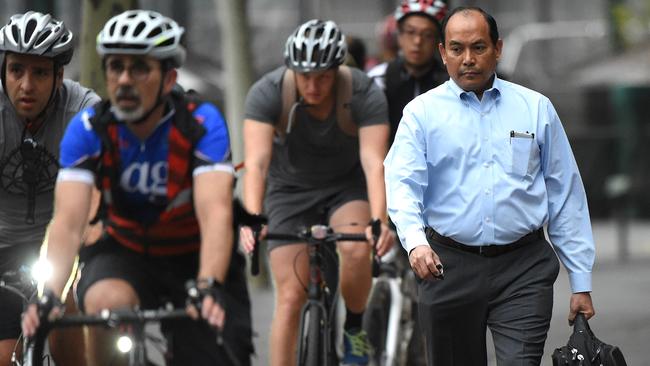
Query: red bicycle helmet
394 0 448 24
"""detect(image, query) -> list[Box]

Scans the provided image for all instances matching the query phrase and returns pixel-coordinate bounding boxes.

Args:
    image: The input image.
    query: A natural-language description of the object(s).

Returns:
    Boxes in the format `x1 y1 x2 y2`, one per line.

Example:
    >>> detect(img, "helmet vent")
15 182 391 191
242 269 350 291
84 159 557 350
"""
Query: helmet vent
147 27 162 39
133 22 145 37
25 19 37 41
35 30 51 47
120 25 128 37
158 38 173 47
10 24 19 41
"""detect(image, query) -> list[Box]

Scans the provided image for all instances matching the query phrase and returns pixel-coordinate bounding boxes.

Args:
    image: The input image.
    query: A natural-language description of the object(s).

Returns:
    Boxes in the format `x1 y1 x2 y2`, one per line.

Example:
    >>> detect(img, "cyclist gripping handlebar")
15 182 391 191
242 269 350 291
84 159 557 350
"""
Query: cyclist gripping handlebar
21 9 253 366
240 18 395 366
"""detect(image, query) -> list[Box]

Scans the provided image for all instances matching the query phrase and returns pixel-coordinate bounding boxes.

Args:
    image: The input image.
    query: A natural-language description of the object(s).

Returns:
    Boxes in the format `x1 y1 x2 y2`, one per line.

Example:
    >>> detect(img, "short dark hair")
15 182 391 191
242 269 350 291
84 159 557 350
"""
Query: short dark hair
440 6 499 46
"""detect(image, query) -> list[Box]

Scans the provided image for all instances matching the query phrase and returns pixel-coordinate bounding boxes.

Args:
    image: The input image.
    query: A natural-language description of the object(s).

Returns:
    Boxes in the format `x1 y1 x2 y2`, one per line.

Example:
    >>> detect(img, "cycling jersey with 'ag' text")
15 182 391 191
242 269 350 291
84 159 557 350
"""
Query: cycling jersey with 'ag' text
58 95 232 255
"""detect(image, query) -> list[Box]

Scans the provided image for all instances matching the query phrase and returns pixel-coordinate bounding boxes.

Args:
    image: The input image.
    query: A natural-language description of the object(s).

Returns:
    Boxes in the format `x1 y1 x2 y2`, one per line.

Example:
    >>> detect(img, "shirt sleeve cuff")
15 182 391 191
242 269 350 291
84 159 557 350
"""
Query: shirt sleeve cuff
568 272 592 293
403 226 429 254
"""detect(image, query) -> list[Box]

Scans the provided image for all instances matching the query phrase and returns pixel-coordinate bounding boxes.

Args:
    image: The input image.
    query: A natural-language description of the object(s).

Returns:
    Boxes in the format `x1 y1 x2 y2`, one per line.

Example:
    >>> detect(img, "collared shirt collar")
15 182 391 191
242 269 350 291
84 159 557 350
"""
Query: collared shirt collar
447 73 502 101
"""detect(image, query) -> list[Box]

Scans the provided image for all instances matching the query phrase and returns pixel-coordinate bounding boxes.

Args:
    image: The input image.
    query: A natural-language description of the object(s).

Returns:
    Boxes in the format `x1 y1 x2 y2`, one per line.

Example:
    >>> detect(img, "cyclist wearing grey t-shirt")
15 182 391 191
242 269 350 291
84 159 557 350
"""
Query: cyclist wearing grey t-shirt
240 19 395 366
0 11 99 366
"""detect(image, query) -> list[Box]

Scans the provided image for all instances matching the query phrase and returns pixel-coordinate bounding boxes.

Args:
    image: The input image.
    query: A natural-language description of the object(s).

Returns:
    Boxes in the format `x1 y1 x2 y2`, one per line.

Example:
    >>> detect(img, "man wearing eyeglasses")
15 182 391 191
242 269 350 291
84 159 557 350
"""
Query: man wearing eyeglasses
0 11 100 366
20 10 252 366
368 0 449 145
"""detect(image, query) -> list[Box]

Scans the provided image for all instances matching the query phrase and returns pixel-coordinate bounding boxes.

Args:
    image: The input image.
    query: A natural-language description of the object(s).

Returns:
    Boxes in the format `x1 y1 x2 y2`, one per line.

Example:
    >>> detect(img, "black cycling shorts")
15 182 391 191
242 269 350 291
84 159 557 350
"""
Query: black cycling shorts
76 234 253 366
263 181 368 251
0 247 37 341
0 287 23 340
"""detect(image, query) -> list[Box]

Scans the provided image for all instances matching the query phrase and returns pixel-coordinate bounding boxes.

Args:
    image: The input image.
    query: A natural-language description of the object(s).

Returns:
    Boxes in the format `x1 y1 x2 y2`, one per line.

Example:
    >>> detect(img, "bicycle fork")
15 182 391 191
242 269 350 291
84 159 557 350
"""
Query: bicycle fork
383 278 405 366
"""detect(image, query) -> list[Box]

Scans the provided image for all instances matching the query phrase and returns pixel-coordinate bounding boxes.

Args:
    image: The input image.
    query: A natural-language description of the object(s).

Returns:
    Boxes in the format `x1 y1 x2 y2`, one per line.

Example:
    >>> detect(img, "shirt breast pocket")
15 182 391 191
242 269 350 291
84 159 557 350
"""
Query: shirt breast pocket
510 134 538 177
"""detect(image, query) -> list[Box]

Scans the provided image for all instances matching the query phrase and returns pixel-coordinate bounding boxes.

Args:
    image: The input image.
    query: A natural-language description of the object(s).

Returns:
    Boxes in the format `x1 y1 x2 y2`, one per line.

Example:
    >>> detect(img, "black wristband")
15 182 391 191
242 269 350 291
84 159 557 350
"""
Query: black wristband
33 288 64 320
186 277 225 310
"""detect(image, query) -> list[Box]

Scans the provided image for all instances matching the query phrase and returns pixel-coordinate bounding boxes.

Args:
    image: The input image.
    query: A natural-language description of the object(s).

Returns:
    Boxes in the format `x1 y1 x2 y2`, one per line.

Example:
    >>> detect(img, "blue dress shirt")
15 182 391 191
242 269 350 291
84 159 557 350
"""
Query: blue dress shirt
384 76 595 293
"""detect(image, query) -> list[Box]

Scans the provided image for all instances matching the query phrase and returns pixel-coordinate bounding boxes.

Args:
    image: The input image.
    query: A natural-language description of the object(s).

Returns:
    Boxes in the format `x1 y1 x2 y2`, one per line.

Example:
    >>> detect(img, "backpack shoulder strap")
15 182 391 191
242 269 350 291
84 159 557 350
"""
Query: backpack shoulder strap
384 58 403 100
278 68 297 139
278 66 357 138
170 90 206 145
335 65 356 136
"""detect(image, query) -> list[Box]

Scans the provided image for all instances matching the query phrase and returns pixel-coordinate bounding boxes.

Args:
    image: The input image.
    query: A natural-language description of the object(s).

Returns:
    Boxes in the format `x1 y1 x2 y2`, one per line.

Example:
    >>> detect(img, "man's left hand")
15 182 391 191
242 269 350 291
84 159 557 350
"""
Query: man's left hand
568 292 595 325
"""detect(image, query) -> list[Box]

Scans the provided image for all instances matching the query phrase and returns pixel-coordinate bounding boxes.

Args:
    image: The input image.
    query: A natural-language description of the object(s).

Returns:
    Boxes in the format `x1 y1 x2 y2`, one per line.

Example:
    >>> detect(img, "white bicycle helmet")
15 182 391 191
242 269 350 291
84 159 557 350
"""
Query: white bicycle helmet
0 11 74 65
395 0 448 24
96 10 185 68
284 19 346 73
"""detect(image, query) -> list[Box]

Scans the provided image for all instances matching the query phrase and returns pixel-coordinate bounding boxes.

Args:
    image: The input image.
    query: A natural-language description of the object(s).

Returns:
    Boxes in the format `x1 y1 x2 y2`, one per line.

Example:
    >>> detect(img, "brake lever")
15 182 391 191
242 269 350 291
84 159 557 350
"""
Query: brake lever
370 219 382 277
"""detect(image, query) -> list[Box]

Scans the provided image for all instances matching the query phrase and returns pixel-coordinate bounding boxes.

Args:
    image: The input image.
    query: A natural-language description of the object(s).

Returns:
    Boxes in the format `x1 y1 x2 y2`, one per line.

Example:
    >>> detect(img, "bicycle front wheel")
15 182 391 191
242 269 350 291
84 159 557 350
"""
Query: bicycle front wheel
298 304 326 366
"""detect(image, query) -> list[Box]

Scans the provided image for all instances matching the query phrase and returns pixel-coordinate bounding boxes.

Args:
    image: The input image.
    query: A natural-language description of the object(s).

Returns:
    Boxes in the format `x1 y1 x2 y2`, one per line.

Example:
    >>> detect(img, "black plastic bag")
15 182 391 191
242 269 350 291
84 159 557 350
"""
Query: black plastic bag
552 313 627 366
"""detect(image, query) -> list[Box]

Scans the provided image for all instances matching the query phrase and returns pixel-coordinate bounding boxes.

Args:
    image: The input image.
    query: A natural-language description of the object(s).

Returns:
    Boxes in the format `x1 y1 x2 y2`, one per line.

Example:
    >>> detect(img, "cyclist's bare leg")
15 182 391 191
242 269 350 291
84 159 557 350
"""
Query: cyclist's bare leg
49 290 88 366
0 339 19 366
83 278 140 366
268 243 309 366
331 200 372 313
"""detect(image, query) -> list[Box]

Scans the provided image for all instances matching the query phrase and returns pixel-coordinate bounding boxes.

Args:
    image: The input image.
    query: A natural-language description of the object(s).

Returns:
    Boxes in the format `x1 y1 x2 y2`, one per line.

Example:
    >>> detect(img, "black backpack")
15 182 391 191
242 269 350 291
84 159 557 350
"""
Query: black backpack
552 313 627 366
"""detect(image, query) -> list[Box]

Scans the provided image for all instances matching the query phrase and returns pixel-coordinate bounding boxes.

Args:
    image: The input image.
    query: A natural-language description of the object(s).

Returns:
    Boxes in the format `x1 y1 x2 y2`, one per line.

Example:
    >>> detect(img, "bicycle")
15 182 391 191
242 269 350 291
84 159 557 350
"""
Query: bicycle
21 282 244 366
1 266 38 365
250 220 380 366
363 246 423 366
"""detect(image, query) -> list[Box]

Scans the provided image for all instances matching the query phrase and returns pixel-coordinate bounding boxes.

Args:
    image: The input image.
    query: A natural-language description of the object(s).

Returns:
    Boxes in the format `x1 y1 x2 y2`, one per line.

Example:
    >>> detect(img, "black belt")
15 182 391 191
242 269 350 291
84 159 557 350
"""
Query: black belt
425 227 544 257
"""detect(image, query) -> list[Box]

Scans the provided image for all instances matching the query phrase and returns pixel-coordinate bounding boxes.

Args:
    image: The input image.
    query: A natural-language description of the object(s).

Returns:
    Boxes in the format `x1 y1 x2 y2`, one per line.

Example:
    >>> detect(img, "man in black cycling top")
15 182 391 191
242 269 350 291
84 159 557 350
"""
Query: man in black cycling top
368 0 449 145
21 10 252 366
239 19 395 366
0 11 100 366
368 2 448 364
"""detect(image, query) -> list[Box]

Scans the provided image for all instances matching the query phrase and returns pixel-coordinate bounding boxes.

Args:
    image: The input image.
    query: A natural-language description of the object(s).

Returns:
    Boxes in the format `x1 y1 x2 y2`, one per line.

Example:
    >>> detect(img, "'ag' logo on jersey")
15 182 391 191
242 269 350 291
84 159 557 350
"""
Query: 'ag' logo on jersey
120 161 167 197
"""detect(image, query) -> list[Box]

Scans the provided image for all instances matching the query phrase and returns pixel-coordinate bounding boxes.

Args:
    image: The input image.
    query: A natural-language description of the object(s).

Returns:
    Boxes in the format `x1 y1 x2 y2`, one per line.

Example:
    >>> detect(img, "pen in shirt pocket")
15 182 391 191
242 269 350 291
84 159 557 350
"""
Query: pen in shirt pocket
510 130 534 143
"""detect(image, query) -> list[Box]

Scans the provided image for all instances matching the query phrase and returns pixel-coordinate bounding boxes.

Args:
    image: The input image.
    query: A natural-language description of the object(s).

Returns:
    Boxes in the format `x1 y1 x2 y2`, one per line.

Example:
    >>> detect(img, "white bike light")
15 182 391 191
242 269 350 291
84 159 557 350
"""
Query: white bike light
117 335 133 353
31 258 53 283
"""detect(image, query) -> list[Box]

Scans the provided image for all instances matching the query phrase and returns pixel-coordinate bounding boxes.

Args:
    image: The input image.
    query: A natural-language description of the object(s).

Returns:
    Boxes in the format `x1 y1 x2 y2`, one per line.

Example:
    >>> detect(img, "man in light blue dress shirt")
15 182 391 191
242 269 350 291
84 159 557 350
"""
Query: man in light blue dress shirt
384 6 596 365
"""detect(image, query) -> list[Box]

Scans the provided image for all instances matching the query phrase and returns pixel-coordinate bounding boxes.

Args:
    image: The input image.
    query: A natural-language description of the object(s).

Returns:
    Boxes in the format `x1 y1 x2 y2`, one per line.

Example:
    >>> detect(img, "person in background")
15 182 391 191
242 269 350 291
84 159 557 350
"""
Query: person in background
368 0 449 145
385 6 596 365
0 11 100 366
239 19 395 366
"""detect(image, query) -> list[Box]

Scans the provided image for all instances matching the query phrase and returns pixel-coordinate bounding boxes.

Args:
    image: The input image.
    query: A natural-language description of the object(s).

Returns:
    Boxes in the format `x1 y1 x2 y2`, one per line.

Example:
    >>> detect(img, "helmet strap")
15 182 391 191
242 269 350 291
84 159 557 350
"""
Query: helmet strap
125 66 169 126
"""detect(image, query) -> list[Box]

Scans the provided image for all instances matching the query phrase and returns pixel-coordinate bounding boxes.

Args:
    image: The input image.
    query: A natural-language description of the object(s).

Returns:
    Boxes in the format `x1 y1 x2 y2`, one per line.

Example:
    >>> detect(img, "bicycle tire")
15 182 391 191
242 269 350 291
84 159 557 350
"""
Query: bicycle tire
364 281 392 366
301 304 324 366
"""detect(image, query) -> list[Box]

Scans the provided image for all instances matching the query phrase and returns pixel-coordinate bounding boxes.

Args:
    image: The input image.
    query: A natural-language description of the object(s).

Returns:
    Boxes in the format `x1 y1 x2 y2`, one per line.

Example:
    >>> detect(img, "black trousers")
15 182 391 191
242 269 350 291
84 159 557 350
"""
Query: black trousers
417 233 559 366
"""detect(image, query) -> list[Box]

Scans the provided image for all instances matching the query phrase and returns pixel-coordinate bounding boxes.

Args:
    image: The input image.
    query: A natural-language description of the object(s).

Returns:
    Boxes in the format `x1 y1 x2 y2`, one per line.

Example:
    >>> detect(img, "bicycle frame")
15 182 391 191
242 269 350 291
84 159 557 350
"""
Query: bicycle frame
252 223 376 366
365 247 419 366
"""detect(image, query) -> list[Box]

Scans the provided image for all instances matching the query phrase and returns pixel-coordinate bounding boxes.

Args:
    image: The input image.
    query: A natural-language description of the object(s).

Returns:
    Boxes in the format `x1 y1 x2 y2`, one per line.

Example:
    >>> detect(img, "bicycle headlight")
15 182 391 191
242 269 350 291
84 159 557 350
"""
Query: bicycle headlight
31 258 53 283
117 335 133 353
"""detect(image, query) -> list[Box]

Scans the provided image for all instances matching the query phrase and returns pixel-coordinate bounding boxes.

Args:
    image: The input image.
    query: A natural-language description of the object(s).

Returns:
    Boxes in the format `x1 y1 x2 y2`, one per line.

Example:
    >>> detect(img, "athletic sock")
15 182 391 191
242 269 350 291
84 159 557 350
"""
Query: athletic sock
344 307 363 331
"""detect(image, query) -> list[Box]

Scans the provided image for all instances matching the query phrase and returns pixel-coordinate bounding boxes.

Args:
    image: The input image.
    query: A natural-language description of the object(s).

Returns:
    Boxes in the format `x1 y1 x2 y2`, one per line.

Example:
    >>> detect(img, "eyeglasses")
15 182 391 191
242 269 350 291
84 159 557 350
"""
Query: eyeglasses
105 59 154 82
399 27 437 43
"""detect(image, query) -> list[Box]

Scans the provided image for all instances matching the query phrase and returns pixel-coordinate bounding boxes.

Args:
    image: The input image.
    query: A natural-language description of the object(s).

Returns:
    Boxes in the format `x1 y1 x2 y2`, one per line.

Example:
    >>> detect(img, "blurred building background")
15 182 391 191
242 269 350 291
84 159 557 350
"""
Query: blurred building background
2 0 650 221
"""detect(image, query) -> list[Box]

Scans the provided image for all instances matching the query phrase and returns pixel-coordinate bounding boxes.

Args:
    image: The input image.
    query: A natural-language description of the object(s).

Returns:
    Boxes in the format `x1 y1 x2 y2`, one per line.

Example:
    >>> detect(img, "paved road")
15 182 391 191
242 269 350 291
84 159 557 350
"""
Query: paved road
249 220 650 365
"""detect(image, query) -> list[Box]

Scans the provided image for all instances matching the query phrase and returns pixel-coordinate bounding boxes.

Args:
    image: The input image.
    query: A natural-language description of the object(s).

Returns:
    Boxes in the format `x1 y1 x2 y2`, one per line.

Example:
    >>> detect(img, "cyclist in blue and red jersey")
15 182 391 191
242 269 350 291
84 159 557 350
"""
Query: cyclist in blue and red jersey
21 10 252 366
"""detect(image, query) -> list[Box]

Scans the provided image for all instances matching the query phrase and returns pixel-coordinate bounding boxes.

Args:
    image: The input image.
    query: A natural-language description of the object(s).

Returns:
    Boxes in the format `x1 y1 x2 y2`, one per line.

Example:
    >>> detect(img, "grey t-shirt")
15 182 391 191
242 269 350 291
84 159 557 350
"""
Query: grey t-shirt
244 66 388 188
0 79 100 258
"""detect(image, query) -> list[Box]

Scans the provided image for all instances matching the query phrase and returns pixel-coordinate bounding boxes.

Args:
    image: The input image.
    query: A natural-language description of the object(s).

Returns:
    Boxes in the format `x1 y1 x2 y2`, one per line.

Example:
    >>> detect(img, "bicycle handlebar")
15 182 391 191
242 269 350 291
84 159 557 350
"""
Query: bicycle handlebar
24 307 191 366
250 222 381 276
